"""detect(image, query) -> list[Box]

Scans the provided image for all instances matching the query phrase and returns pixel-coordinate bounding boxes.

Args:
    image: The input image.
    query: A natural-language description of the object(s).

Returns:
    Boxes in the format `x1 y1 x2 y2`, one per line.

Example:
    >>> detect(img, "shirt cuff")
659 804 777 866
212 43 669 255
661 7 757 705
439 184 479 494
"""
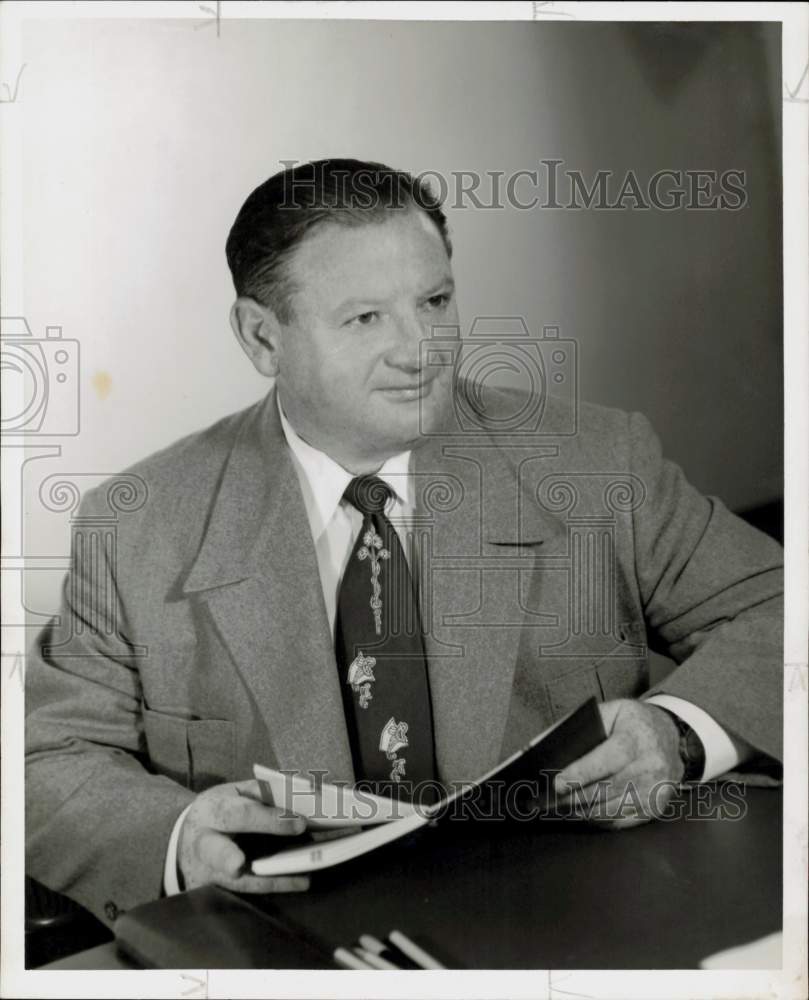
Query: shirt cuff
646 694 749 781
164 804 193 896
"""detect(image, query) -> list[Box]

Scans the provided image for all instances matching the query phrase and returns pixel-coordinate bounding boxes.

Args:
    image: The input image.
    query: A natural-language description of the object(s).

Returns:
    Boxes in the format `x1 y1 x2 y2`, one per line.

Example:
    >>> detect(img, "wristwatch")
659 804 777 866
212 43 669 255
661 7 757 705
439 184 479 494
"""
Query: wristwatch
660 708 706 783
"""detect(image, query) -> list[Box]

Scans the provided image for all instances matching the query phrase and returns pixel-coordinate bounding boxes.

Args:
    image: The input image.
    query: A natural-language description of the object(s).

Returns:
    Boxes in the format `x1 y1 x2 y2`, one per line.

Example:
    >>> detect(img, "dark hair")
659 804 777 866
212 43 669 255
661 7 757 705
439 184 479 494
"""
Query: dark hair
225 158 452 323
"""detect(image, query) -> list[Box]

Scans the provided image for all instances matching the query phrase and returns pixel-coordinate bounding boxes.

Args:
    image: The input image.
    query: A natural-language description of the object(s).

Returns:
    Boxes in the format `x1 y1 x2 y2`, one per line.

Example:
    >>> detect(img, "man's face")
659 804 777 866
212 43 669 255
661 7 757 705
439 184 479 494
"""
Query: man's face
272 210 458 471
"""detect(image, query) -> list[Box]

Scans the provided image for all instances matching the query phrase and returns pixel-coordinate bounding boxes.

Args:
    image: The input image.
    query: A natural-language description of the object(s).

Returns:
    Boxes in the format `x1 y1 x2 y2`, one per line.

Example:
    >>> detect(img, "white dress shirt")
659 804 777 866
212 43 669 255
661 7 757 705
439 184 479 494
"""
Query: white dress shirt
163 396 744 893
276 401 415 637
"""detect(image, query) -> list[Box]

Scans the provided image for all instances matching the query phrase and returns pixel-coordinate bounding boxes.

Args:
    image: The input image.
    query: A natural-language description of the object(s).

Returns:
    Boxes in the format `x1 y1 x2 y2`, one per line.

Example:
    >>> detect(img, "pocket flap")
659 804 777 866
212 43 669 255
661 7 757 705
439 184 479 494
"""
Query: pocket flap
142 707 190 786
142 708 235 790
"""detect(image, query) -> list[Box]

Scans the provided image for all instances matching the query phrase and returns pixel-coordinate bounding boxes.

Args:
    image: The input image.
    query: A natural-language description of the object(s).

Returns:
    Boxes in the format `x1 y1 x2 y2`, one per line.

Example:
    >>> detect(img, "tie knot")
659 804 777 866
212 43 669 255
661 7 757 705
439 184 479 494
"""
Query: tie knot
344 476 393 515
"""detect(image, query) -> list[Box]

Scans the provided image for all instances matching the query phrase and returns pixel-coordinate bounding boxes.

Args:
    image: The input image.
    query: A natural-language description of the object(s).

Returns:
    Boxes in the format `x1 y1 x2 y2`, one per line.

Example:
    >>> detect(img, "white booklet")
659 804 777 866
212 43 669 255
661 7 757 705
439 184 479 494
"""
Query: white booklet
250 697 604 877
253 765 420 828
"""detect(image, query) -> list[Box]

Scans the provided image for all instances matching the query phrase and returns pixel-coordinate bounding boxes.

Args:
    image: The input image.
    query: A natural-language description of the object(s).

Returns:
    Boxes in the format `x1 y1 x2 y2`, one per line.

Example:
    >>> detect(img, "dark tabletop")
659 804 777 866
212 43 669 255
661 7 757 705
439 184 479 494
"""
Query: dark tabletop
251 783 782 969
46 784 781 970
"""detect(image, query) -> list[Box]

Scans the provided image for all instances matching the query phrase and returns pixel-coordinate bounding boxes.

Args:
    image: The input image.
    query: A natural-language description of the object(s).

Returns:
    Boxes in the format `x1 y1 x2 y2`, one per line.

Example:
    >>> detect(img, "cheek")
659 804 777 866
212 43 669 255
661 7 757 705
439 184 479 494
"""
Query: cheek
327 342 385 388
285 339 351 394
286 331 394 408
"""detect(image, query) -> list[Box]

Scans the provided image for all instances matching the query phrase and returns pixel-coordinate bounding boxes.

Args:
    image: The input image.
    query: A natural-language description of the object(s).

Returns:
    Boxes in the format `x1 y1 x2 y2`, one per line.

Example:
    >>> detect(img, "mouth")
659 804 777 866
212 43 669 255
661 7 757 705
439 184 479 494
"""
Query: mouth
379 382 433 401
378 373 444 401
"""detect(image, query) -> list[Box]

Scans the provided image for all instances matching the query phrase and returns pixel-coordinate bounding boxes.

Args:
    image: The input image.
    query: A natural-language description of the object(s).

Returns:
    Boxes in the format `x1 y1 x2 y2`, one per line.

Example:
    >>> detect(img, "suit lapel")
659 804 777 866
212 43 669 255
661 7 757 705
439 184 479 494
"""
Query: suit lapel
413 432 562 784
183 391 355 784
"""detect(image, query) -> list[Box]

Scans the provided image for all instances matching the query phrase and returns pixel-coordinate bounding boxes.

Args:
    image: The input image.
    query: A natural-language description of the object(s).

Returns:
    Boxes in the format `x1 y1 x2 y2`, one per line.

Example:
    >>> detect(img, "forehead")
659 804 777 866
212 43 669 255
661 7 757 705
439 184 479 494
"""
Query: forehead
287 211 452 307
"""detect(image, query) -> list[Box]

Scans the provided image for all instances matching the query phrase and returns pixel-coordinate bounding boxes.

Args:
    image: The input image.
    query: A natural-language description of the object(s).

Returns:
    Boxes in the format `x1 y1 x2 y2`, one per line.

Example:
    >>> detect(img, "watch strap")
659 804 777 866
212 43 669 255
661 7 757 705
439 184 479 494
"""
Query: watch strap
659 707 706 783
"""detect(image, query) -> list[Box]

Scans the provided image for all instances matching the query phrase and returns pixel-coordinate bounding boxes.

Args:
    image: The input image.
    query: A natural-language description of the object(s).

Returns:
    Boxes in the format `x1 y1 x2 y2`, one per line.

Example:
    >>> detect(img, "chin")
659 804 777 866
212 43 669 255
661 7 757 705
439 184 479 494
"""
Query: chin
361 416 420 460
362 385 450 452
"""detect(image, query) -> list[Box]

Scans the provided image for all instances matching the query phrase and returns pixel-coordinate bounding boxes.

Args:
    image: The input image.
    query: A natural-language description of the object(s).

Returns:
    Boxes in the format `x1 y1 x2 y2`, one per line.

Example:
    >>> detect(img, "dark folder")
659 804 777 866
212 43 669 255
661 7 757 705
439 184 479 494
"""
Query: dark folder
115 887 333 969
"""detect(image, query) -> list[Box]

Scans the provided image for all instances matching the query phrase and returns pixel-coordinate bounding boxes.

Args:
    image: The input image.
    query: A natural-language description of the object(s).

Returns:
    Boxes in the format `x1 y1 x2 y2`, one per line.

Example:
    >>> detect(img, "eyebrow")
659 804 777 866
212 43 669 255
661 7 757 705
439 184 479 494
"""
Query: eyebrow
334 276 455 316
424 276 455 298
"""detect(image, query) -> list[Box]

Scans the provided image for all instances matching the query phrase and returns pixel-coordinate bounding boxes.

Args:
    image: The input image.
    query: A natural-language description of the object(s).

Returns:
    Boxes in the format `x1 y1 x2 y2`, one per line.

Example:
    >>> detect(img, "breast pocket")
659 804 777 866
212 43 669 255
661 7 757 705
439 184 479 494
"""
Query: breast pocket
142 707 236 791
542 648 648 717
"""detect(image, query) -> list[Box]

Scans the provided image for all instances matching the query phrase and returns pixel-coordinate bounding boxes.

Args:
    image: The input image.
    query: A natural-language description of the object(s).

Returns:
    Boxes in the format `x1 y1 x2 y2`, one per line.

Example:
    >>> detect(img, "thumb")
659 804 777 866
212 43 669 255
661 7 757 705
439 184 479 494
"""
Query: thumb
219 839 246 878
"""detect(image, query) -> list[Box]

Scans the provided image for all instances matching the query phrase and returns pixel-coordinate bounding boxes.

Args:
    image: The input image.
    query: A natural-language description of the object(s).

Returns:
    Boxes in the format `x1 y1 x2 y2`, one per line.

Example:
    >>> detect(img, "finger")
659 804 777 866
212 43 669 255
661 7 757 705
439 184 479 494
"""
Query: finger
198 829 246 877
233 778 277 806
310 826 362 843
570 767 679 824
216 872 311 894
554 777 615 813
558 765 639 820
555 736 633 794
218 797 307 836
233 778 262 795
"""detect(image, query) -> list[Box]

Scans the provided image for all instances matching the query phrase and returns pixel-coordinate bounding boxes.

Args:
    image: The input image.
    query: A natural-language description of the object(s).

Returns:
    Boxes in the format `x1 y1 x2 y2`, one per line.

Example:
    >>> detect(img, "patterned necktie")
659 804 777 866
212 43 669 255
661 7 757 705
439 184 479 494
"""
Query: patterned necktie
335 475 436 799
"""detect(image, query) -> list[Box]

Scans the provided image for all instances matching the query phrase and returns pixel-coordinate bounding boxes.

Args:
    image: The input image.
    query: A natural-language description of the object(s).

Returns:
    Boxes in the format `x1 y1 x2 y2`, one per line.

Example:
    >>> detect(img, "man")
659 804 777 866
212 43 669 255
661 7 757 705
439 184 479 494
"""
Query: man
25 159 783 927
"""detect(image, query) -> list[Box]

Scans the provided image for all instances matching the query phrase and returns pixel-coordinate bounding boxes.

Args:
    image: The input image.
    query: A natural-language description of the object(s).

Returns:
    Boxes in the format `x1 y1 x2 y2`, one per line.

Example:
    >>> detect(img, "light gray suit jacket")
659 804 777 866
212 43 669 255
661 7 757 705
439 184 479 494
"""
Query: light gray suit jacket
25 387 783 925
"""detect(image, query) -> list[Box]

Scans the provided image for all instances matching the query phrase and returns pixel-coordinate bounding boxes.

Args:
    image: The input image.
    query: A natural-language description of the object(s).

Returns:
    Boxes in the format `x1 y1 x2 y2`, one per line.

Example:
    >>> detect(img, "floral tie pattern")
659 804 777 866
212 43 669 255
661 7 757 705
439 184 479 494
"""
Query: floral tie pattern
356 528 390 635
379 717 409 782
346 651 376 709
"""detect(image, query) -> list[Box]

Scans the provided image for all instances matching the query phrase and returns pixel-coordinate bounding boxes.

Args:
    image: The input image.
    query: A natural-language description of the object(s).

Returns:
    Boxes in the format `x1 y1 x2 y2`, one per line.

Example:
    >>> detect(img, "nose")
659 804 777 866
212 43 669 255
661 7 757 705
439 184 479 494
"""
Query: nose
385 310 426 373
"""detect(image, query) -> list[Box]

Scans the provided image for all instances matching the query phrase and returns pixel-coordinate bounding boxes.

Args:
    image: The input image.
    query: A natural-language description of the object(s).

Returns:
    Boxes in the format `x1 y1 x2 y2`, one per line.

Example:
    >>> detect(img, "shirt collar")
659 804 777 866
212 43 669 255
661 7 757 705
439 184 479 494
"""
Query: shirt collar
276 392 413 542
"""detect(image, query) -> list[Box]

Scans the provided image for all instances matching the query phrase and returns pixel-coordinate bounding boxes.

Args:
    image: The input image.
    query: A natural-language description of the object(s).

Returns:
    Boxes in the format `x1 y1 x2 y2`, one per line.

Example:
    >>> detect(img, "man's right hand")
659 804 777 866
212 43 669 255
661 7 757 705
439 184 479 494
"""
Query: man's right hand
177 779 310 893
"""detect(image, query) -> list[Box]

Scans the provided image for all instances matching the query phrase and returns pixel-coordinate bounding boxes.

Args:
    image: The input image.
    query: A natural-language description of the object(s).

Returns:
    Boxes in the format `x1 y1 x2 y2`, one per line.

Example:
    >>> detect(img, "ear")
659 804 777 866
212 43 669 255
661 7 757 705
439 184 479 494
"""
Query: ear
229 297 283 378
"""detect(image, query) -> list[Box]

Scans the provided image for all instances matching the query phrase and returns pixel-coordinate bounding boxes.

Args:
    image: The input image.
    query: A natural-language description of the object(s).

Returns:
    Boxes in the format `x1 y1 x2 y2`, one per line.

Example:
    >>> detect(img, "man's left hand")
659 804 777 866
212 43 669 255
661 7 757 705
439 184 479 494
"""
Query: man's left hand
554 699 685 829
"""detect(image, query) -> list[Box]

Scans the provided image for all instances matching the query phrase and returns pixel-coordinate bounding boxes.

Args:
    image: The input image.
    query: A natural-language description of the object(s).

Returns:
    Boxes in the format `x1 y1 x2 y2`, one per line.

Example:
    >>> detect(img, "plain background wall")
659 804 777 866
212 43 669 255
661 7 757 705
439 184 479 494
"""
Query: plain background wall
16 17 782 616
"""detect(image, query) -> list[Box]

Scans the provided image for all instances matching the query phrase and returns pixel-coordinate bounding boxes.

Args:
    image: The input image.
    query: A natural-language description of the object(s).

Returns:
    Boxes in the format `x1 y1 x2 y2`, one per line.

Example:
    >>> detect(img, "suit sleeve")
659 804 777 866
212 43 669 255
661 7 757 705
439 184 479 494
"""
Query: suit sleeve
25 487 196 927
626 411 784 763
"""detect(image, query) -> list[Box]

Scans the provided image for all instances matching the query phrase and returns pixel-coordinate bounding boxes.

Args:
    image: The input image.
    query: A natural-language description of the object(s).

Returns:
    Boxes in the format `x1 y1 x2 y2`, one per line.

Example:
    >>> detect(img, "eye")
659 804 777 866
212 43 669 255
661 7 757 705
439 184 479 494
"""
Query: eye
424 293 451 310
346 310 380 328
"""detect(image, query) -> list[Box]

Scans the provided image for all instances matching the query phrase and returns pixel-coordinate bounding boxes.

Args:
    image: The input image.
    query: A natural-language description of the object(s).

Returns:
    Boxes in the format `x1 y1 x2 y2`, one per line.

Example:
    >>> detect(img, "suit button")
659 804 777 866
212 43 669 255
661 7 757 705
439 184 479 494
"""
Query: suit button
104 901 119 921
